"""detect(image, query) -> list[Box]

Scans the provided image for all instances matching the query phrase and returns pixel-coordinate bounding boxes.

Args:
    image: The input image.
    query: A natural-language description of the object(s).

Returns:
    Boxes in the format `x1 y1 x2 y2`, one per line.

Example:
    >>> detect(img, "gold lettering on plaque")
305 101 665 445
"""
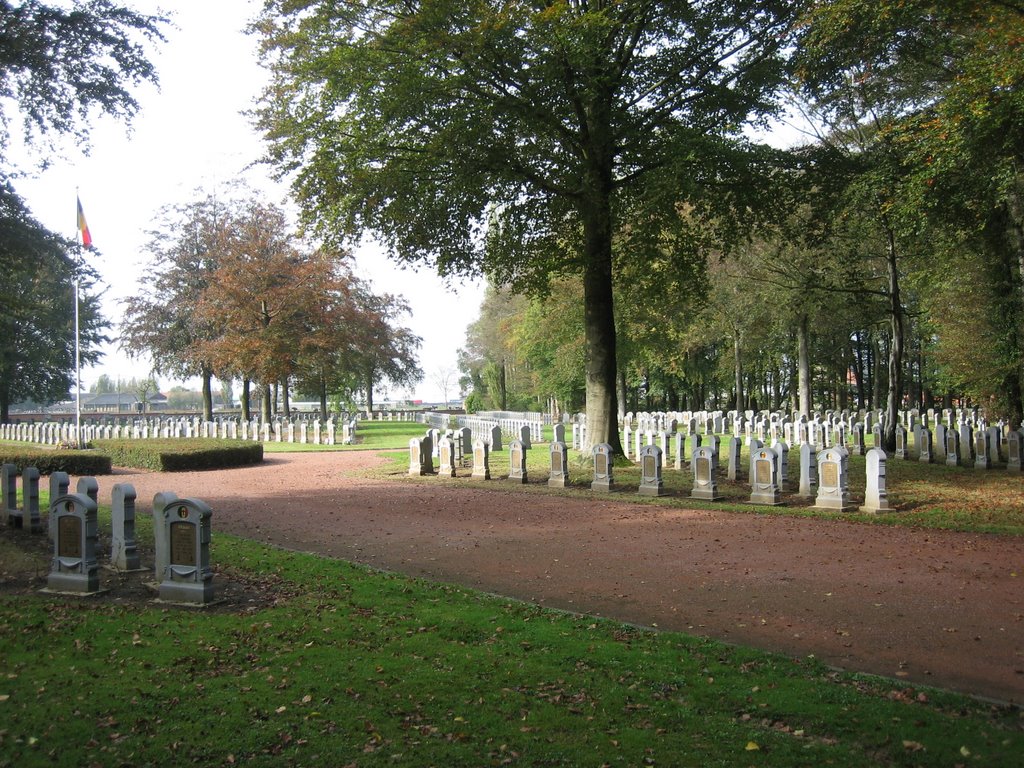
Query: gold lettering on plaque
595 453 607 475
58 516 81 558
696 457 710 483
170 521 196 566
552 451 563 472
821 462 838 488
755 459 770 485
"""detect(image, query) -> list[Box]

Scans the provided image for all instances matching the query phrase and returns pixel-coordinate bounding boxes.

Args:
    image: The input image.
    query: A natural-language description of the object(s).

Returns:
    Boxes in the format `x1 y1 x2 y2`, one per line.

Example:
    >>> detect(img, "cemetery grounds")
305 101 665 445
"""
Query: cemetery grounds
0 421 1022 766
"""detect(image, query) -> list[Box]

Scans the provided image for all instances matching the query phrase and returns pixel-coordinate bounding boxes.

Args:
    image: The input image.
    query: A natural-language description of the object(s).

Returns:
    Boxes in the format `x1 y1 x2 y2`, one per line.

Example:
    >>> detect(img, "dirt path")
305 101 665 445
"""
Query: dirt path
97 451 1024 704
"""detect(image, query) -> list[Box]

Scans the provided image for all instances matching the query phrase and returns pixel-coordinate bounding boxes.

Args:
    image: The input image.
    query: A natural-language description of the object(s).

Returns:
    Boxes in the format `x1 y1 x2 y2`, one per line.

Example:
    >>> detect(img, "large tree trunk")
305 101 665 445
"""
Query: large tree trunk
281 376 291 416
364 367 375 412
1005 176 1024 427
201 366 214 422
580 201 622 455
318 375 328 417
261 383 272 423
498 360 507 411
883 226 904 452
241 378 251 421
797 314 811 418
733 328 744 412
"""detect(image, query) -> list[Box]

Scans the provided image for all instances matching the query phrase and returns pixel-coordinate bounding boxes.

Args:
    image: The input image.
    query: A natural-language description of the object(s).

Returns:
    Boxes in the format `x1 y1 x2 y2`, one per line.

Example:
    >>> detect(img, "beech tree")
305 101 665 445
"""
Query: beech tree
121 192 235 421
255 1 798 452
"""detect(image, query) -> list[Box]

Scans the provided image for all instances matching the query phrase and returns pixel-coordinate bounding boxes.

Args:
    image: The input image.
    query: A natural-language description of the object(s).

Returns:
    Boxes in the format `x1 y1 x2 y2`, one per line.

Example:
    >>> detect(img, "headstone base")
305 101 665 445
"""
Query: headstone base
158 579 215 605
690 489 722 501
858 502 892 514
45 571 101 593
547 477 566 488
591 479 612 492
637 484 666 497
748 491 783 506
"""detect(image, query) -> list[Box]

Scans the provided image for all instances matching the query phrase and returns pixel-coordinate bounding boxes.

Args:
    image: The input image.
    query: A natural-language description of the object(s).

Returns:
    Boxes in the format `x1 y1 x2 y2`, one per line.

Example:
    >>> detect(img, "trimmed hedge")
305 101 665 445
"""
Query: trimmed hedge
93 439 264 472
0 449 113 476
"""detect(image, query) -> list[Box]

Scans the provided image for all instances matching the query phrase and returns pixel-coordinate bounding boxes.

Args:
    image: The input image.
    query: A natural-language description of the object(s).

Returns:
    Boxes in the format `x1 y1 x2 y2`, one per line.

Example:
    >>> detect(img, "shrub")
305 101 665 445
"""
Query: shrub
93 439 264 472
0 449 113 475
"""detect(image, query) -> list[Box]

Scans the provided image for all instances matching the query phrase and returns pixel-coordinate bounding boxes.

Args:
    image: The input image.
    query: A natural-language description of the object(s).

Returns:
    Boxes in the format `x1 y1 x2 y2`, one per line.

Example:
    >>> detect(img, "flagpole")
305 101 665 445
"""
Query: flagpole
74 269 82 448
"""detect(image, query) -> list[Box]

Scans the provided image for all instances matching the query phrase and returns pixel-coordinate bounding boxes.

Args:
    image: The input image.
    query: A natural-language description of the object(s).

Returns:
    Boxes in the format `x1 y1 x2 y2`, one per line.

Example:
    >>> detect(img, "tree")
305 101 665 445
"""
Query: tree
0 184 106 421
121 191 235 421
0 1 165 161
255 1 798 452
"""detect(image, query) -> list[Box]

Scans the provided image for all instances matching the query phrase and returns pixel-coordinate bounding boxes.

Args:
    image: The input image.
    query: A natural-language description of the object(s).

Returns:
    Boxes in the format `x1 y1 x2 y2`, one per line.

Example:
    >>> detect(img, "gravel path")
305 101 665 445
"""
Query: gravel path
98 450 1024 704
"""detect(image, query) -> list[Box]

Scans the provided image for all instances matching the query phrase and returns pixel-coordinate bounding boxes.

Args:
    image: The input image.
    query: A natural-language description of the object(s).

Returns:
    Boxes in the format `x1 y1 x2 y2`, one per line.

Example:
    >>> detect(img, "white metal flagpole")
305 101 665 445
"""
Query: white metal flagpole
75 272 81 448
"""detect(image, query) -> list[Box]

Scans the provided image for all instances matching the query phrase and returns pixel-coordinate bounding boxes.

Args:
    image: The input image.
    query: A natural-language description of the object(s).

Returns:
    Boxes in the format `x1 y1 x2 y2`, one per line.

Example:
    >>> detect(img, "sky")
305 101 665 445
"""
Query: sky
12 0 484 405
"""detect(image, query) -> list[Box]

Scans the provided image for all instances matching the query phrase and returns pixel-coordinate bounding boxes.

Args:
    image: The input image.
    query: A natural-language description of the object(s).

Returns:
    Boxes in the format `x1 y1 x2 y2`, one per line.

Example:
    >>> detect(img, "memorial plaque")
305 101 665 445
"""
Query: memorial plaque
474 446 485 465
947 434 956 453
642 454 655 477
695 457 711 483
1011 439 1020 461
170 520 196 566
58 516 81 558
552 451 563 472
755 457 770 485
511 446 522 467
595 452 608 475
821 462 838 489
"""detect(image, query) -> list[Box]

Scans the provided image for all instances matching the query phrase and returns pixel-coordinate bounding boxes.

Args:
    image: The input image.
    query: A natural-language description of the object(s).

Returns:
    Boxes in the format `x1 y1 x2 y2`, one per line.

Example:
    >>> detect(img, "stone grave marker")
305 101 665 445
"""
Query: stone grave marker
850 424 866 456
22 467 41 532
959 423 974 462
771 440 789 490
894 424 908 459
1007 430 1022 472
988 425 1003 462
637 445 666 496
472 439 491 480
158 498 214 605
152 491 178 583
860 448 892 513
2 463 18 526
934 423 947 460
918 427 932 463
974 430 991 469
46 492 101 593
548 441 568 488
688 433 702 466
553 423 566 444
508 439 528 484
518 424 532 450
77 477 99 505
748 447 782 505
408 437 425 476
489 425 502 452
673 431 686 471
48 472 70 540
111 483 141 571
815 448 854 511
945 429 961 467
591 443 614 492
798 442 817 498
690 446 722 501
438 437 457 478
726 437 741 481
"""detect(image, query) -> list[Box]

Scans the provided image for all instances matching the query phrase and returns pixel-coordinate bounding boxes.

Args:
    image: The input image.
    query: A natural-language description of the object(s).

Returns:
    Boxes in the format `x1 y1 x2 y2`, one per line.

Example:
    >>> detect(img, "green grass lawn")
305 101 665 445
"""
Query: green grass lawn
1 534 1020 767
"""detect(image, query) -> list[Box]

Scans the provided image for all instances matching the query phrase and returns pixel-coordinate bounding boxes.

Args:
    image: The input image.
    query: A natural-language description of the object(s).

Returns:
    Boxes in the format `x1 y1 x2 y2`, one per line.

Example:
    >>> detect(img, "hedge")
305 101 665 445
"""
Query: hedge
93 439 264 472
0 449 113 476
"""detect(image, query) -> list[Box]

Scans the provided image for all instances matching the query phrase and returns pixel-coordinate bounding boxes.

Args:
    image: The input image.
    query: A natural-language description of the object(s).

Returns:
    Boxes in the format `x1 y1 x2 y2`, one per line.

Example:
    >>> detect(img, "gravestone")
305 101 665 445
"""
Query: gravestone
622 424 632 460
688 433 702 466
673 431 686 471
1007 430 1022 473
459 427 473 467
591 443 614 492
726 437 741 481
918 427 933 463
158 498 214 605
111 483 141 570
974 430 991 469
438 437 457 478
152 491 178 584
945 429 961 467
46 492 101 593
553 423 566 444
508 439 528 484
894 425 908 460
771 440 789 490
637 445 666 496
798 442 817 498
489 425 502 452
934 423 947 460
548 441 569 488
519 424 532 450
47 472 70 540
2 463 18 526
988 425 1003 462
408 437 425 476
690 446 722 501
959 423 974 462
472 439 491 480
77 477 99 505
849 424 866 456
748 447 782 506
22 467 41 533
815 448 854 511
860 448 892 513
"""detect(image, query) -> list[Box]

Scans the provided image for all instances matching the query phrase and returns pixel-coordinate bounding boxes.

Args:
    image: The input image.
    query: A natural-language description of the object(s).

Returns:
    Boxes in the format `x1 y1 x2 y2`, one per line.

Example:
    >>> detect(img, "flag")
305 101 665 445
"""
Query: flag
77 195 93 249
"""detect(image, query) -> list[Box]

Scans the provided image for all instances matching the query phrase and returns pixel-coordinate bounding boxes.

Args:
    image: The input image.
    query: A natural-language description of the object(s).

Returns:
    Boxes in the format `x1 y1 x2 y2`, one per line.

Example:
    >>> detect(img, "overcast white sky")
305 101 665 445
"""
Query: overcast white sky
13 0 484 404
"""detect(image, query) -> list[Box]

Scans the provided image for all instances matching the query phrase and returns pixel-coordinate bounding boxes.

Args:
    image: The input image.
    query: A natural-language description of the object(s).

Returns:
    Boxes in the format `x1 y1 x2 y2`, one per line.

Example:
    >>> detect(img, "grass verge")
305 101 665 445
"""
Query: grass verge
1 534 1020 767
